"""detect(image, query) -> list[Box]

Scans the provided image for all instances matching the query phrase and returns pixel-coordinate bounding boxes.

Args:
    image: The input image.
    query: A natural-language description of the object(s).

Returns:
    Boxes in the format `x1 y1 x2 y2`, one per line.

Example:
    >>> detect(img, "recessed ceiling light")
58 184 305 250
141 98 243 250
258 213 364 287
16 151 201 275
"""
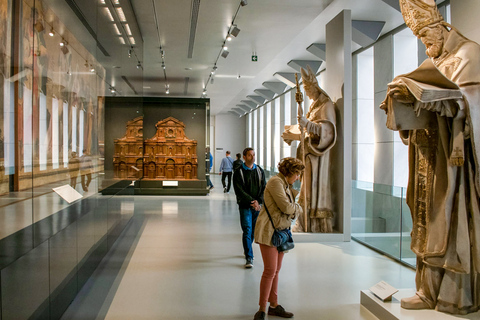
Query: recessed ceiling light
185 67 192 70
143 86 151 89
112 66 121 68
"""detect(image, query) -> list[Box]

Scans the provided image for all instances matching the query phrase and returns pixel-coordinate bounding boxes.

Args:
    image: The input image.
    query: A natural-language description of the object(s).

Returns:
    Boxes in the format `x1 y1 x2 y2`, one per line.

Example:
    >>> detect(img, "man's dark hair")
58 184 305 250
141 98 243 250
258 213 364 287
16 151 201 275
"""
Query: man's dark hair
226 151 231 155
243 147 254 156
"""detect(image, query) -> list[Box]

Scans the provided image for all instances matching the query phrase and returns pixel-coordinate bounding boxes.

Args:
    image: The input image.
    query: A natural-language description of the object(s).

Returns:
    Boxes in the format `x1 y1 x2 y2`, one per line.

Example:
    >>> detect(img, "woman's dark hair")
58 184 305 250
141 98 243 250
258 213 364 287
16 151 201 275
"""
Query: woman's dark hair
236 153 241 159
278 157 305 177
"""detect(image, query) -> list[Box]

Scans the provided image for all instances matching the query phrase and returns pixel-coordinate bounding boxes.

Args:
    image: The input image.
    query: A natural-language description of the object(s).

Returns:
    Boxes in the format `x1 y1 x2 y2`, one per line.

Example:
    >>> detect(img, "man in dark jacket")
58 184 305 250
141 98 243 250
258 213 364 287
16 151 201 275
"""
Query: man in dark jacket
233 147 266 268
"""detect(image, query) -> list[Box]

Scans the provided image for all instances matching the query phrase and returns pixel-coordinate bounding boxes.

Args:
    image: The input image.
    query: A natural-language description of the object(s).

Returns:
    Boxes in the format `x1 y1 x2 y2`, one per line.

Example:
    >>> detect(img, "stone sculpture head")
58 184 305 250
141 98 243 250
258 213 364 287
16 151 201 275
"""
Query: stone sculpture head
300 65 330 101
399 0 447 58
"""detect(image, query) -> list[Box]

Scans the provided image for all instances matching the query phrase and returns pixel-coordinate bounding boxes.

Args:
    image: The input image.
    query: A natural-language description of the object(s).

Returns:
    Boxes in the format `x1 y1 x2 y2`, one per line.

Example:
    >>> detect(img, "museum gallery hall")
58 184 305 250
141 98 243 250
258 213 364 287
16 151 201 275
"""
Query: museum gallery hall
0 0 479 319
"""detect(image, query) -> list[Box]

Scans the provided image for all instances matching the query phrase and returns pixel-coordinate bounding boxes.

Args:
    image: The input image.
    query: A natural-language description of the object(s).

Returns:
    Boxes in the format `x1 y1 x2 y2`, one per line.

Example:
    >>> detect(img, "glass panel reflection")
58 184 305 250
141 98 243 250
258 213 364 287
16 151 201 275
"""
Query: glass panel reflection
352 180 414 268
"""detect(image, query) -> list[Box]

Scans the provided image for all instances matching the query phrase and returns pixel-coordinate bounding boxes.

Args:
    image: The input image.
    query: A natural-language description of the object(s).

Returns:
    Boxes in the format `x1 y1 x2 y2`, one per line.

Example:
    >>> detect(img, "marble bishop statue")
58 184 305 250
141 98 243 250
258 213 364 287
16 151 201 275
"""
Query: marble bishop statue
380 0 480 315
283 66 337 233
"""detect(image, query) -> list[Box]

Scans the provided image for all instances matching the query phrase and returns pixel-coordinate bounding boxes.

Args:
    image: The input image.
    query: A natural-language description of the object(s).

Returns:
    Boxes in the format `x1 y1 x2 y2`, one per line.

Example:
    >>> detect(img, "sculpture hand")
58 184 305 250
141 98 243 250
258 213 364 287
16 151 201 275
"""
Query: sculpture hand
388 84 415 104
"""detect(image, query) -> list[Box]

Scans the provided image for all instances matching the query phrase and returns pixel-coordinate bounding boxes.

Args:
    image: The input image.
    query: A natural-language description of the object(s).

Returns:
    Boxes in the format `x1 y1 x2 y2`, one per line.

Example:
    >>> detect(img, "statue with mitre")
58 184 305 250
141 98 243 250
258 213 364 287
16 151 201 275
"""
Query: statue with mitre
282 66 337 233
380 0 480 314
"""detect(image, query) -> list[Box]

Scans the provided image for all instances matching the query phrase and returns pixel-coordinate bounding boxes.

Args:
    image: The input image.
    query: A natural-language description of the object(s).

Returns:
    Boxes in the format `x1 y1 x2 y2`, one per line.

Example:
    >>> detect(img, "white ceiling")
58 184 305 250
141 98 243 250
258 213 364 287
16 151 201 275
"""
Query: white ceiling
66 0 417 115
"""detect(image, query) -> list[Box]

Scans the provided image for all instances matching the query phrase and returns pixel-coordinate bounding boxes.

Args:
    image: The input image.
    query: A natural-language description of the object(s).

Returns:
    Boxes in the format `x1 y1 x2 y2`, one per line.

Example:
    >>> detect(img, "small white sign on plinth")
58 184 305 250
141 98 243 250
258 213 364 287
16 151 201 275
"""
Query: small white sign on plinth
163 181 178 187
369 281 398 302
53 184 83 203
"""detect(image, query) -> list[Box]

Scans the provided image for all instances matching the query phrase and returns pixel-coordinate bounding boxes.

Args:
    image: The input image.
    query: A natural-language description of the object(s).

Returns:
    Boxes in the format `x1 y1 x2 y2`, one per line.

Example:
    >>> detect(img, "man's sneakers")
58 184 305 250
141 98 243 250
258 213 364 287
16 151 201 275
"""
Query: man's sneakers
253 311 265 320
245 258 253 268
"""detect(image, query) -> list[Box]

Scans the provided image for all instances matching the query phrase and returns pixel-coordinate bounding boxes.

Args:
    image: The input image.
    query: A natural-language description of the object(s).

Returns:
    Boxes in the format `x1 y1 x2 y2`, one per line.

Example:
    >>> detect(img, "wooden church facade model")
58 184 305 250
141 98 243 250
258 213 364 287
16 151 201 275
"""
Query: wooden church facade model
113 116 198 180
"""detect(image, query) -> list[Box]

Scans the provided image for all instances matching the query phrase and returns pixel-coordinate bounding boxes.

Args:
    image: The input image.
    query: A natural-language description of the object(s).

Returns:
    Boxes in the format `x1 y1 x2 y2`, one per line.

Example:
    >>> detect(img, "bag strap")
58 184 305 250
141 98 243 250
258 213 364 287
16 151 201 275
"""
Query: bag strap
263 200 277 230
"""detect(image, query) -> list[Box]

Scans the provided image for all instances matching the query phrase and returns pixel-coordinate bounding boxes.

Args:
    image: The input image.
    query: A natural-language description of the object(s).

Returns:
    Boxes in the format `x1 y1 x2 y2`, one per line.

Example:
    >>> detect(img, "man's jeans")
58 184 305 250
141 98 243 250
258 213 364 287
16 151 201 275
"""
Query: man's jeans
239 207 259 260
206 168 213 188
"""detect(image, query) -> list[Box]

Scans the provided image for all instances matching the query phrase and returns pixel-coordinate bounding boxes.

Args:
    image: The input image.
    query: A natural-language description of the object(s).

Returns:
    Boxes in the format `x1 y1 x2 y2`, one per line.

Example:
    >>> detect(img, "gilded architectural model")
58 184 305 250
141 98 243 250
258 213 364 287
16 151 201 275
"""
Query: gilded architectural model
113 116 198 180
380 0 480 315
113 116 144 179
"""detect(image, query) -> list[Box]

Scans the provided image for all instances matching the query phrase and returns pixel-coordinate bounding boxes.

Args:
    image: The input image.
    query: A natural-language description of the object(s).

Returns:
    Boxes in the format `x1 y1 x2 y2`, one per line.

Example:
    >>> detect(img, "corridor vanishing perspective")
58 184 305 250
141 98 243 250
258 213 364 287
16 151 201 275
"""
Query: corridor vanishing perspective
61 176 415 320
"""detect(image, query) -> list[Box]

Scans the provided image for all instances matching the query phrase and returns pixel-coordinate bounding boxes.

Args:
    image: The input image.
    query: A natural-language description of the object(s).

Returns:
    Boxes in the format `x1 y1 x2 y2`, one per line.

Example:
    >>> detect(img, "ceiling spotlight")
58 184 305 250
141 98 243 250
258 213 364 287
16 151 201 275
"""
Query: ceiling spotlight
66 70 71 76
240 0 247 6
221 50 229 58
128 48 132 58
90 65 95 73
48 29 55 37
237 74 241 79
59 40 65 47
162 63 166 70
223 46 228 51
226 35 232 41
61 43 69 55
230 26 240 37
85 61 89 68
137 62 142 69
110 87 116 93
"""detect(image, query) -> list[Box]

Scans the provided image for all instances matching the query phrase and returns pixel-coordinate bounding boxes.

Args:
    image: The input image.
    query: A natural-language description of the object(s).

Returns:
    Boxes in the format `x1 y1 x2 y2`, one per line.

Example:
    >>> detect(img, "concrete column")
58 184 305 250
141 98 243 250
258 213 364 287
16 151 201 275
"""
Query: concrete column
326 10 352 240
451 0 480 44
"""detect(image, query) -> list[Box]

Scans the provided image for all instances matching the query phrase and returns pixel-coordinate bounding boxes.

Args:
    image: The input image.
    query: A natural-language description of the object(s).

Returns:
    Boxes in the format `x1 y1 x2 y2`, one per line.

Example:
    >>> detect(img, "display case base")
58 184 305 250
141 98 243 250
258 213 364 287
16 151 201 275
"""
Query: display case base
360 289 479 320
134 179 208 195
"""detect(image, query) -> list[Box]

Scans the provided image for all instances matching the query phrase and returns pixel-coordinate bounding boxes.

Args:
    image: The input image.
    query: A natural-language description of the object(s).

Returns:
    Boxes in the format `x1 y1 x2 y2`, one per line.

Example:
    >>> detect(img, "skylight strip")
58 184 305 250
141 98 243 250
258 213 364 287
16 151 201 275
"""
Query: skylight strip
124 24 132 36
104 8 114 22
113 24 121 35
116 7 126 22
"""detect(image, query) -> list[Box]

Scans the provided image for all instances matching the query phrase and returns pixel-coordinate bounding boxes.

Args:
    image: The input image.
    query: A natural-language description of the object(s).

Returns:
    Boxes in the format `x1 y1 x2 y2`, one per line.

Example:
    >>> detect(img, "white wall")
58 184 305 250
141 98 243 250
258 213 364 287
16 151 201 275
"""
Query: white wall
212 113 246 172
451 0 480 44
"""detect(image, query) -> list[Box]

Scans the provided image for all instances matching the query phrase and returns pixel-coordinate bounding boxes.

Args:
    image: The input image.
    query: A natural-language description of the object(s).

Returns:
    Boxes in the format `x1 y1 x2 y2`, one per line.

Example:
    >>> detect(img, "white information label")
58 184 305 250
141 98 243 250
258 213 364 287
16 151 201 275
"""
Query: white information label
163 181 178 187
369 281 399 302
53 184 83 203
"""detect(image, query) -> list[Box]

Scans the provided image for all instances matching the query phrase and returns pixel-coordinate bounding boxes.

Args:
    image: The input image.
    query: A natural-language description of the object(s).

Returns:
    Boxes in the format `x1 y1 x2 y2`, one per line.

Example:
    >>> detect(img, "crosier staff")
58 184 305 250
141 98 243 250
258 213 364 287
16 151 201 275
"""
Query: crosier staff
295 73 308 232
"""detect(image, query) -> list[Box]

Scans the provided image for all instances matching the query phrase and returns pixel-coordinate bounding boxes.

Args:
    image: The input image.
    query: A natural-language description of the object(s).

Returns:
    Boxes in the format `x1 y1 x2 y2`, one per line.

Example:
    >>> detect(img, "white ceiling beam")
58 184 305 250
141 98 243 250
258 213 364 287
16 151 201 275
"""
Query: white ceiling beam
262 81 287 95
287 60 323 73
229 110 242 117
352 20 385 47
254 89 275 100
241 100 257 109
236 104 252 112
380 0 400 11
306 43 326 61
273 72 297 87
247 95 266 105
232 108 246 115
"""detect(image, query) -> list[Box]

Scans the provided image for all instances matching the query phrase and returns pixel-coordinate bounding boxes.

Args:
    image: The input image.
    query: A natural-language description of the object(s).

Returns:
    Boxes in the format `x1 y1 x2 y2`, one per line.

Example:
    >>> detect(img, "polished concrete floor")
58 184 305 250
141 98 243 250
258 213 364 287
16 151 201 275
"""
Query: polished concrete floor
61 176 421 320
